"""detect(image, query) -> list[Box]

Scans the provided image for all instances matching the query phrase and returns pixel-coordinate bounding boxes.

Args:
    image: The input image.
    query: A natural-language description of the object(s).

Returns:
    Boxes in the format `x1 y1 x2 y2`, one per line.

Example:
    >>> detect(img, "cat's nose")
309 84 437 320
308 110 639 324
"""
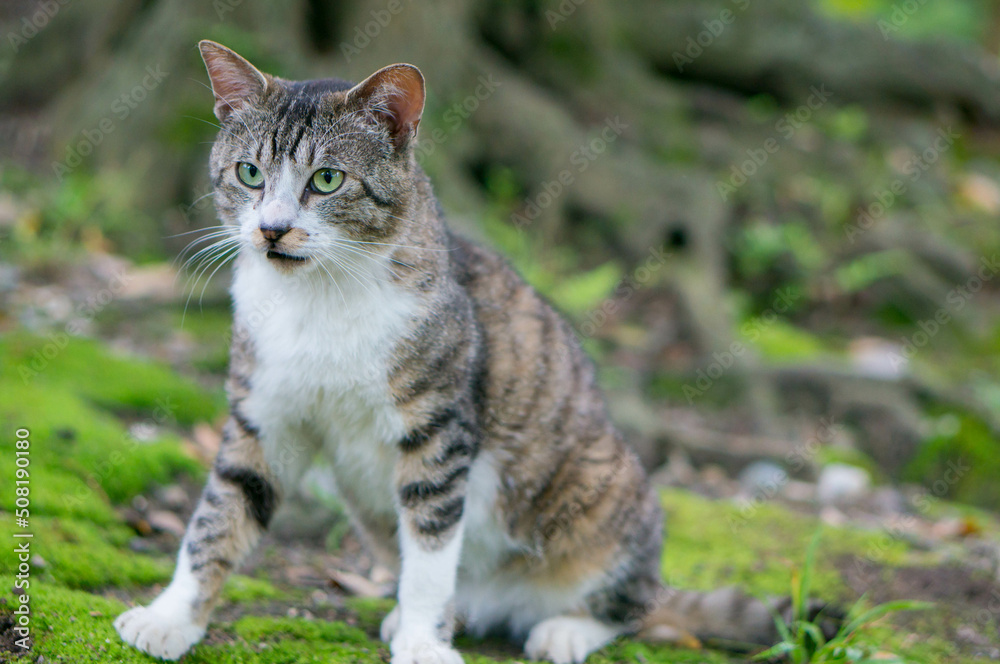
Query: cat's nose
260 224 289 242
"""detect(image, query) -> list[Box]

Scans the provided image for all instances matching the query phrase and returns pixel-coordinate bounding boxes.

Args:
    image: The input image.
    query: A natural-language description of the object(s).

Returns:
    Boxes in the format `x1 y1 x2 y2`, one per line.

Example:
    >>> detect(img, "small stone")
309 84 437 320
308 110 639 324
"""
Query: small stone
287 607 299 618
738 461 787 497
870 487 906 515
930 517 978 540
122 508 152 536
30 555 48 569
956 624 990 646
820 506 847 526
147 510 187 538
700 464 731 488
156 484 190 511
782 479 816 502
817 464 871 506
370 564 395 586
129 537 157 553
131 495 149 512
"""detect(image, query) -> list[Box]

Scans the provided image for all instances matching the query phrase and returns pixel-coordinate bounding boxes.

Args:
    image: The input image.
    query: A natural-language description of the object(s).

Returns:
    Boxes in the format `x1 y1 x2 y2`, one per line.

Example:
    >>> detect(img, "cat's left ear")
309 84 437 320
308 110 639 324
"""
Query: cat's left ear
348 64 425 149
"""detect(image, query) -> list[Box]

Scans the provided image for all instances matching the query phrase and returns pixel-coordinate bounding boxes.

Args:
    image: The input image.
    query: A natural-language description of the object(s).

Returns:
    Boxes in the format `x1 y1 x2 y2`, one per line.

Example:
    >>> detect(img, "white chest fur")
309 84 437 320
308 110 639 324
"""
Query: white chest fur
230 257 417 514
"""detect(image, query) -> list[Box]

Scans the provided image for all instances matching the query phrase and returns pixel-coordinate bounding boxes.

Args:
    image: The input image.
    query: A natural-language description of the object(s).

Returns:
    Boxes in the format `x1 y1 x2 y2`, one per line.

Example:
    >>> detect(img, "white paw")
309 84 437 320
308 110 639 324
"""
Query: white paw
380 605 401 643
524 616 621 664
114 604 206 661
391 633 463 664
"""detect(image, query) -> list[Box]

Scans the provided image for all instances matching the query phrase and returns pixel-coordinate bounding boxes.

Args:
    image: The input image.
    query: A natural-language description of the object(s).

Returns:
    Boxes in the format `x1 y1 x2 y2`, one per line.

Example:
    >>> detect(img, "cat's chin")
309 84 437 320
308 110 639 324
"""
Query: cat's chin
264 250 310 272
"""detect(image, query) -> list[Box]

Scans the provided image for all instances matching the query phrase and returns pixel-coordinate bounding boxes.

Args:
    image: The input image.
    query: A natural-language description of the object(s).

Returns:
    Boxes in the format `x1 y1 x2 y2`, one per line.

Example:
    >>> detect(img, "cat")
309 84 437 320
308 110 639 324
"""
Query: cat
114 40 832 664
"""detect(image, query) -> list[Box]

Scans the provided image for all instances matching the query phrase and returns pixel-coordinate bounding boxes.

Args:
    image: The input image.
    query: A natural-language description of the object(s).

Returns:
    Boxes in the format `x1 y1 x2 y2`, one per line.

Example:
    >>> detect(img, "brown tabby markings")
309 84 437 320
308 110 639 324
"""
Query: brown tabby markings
115 39 834 664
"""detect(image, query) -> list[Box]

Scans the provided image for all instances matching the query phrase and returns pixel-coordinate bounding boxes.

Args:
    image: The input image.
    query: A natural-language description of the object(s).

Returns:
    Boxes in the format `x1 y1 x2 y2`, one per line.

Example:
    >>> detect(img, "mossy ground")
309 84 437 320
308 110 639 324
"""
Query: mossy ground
0 332 996 663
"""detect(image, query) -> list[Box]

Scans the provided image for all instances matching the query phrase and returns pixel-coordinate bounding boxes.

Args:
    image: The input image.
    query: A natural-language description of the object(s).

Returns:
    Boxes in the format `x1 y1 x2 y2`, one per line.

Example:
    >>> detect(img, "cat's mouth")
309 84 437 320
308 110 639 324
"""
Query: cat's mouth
265 249 309 266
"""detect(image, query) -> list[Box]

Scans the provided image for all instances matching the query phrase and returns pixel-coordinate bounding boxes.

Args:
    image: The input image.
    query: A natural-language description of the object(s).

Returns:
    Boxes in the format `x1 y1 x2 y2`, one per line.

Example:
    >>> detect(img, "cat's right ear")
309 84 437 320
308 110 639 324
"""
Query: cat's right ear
198 40 268 122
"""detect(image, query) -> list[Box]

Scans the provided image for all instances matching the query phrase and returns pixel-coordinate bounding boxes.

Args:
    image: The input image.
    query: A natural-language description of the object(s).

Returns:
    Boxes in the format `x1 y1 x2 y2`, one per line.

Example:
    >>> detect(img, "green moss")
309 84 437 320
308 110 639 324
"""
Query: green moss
0 517 170 590
1 333 224 425
743 319 830 363
0 332 221 591
0 577 158 663
0 331 987 663
0 334 213 514
230 615 370 645
222 575 294 604
659 488 912 600
0 579 386 664
344 596 396 634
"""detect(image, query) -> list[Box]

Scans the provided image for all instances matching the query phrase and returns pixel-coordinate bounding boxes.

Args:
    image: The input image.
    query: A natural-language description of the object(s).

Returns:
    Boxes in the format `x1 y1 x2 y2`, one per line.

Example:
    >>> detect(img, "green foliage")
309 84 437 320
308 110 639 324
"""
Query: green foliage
736 219 827 281
743 319 831 362
754 530 934 664
480 166 625 318
815 0 992 44
0 166 164 264
904 408 1000 508
834 249 910 294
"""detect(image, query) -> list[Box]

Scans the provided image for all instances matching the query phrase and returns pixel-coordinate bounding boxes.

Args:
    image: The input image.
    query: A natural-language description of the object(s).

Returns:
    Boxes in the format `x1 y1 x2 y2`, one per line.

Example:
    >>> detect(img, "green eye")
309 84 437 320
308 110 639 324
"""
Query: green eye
310 168 344 194
236 162 264 188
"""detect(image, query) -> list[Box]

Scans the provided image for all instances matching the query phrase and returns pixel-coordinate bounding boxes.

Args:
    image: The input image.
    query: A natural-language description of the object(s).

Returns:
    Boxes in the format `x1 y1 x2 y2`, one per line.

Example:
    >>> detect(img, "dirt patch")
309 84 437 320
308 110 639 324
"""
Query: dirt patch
0 602 32 659
839 556 1000 657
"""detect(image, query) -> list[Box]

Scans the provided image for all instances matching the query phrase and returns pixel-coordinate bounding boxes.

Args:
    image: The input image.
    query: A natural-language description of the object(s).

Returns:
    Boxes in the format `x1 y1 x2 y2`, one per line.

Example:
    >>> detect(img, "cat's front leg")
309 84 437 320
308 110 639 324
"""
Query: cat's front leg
389 407 477 664
114 410 284 660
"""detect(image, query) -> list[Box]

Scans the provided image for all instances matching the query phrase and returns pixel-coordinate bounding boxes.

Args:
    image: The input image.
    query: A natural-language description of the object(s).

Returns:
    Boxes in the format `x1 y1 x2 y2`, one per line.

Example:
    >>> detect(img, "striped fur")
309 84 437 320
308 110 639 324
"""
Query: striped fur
115 41 829 664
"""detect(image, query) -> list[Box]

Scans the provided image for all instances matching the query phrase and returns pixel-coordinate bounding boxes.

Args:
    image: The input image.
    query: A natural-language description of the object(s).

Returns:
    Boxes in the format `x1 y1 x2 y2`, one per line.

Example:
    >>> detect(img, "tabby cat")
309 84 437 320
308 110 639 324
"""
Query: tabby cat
114 41 824 664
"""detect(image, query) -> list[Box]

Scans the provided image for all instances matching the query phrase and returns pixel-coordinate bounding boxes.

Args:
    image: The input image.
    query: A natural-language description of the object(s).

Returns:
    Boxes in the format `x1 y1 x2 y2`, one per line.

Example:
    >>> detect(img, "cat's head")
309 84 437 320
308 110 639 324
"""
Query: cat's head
198 40 426 275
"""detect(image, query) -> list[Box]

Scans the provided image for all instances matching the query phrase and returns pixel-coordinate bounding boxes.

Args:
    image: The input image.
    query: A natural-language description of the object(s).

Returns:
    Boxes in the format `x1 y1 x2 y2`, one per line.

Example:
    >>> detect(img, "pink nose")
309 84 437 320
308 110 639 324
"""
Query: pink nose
260 225 288 242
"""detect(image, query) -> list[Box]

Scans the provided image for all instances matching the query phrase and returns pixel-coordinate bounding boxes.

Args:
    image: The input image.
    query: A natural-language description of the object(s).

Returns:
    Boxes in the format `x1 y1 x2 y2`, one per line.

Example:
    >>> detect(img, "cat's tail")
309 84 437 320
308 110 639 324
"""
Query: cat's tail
634 585 840 652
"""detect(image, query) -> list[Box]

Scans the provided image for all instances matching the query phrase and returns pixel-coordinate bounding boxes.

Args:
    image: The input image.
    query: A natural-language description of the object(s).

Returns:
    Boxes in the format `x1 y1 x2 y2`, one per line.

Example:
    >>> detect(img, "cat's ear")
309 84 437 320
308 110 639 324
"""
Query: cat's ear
348 64 425 149
198 40 268 122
